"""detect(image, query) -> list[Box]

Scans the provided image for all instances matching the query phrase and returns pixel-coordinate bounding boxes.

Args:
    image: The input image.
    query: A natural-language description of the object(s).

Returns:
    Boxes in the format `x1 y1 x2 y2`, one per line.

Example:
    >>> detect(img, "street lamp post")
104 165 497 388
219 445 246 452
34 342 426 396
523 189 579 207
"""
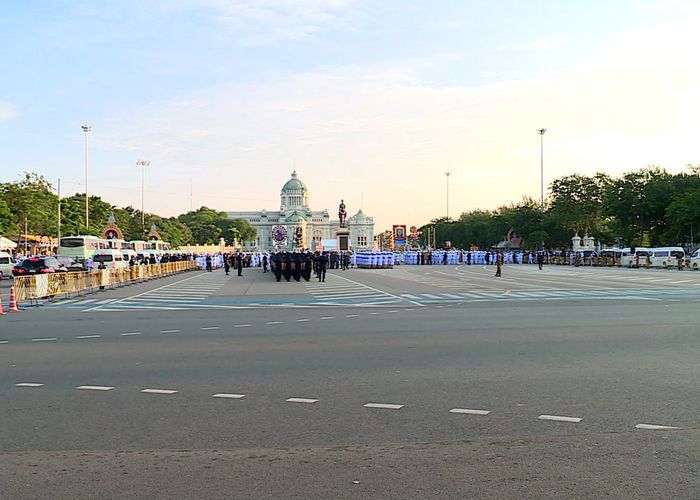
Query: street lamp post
136 159 150 232
81 125 91 230
537 129 546 211
445 171 451 219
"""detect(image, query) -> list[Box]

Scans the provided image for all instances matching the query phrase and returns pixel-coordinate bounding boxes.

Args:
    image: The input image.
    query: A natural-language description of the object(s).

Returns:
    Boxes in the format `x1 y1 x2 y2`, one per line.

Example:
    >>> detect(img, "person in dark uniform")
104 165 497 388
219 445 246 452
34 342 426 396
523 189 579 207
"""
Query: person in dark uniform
273 253 282 282
495 251 503 277
485 252 490 265
443 251 448 265
537 251 544 271
283 252 292 281
317 252 328 282
302 252 312 281
236 252 243 276
262 254 268 273
223 254 230 275
466 251 472 265
342 252 349 270
205 254 212 272
291 252 301 281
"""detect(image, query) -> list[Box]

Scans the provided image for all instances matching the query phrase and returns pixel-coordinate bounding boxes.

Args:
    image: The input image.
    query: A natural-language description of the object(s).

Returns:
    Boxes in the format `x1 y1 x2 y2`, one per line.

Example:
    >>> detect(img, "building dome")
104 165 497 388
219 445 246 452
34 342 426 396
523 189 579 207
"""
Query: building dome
280 170 308 211
281 171 307 193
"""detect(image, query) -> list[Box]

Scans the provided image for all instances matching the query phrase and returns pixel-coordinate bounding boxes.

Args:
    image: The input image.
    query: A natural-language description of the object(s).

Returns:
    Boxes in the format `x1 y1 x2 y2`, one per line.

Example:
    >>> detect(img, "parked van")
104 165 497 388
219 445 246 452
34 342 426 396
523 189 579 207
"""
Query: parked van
0 251 17 280
688 249 700 270
92 249 128 269
620 247 651 268
648 247 685 268
120 248 138 263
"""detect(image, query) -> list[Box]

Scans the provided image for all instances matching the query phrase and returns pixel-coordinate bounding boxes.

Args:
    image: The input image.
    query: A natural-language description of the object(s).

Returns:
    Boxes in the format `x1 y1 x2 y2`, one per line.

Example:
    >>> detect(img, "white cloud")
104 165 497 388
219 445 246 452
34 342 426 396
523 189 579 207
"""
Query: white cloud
98 13 700 228
0 102 18 123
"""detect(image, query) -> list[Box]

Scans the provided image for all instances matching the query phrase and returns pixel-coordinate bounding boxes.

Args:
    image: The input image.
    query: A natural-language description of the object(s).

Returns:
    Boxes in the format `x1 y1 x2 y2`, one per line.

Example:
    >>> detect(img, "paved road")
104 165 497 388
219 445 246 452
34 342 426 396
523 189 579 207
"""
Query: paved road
1 265 698 498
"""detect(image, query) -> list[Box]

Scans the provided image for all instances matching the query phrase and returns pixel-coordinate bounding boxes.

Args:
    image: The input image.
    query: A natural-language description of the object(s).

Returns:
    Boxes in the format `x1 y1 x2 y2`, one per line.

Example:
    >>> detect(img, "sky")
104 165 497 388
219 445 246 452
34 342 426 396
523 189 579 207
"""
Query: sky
1 0 699 231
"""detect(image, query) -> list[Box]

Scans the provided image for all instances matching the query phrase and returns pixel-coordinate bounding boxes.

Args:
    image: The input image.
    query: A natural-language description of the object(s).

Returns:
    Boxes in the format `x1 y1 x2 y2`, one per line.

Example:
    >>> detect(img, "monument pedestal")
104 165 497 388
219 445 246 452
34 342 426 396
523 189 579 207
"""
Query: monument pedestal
336 228 350 251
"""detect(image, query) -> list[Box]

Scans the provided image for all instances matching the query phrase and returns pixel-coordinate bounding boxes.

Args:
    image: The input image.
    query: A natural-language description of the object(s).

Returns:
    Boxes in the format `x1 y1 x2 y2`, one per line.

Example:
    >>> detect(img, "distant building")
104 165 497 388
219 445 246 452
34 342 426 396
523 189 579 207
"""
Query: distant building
227 171 374 251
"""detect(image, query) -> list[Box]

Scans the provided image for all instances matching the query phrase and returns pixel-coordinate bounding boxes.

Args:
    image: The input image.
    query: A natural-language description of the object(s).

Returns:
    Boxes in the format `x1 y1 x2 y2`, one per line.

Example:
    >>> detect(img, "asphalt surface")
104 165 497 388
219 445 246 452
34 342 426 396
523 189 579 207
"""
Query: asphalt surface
1 264 698 499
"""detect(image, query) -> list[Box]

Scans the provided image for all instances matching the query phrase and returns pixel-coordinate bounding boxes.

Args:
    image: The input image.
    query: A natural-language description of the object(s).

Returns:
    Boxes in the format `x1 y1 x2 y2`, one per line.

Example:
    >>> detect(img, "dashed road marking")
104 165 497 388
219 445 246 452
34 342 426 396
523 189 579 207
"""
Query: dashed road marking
266 321 283 325
77 335 101 339
31 338 57 342
287 397 319 404
212 393 246 399
369 312 380 315
364 403 404 410
15 383 44 388
345 314 359 318
159 330 181 333
538 414 581 423
77 385 114 391
296 319 310 322
120 332 141 336
449 408 490 415
635 423 681 430
200 326 220 331
141 388 178 395
234 324 252 328
321 316 335 320
0 340 8 344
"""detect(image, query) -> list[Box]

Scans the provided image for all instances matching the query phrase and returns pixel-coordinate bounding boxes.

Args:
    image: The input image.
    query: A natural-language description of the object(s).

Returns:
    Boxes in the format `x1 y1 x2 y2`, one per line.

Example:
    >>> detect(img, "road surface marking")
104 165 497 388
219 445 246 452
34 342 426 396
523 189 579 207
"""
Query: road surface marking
449 408 490 415
369 312 380 315
77 335 101 339
234 324 251 328
421 294 440 299
388 310 398 313
538 414 581 423
159 330 181 333
95 299 116 304
31 337 57 342
286 397 319 404
141 389 178 395
266 321 283 325
635 423 681 430
345 314 359 318
364 403 404 410
200 326 220 330
212 393 246 399
15 383 44 388
77 385 114 391
401 294 420 299
0 341 8 344
296 319 310 322
321 316 335 320
120 332 141 336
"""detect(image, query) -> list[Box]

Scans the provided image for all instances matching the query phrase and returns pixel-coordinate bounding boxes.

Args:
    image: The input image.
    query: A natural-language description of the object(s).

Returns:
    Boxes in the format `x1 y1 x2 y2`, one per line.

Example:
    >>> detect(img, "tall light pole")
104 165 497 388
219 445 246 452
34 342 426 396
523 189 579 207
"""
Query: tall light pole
537 128 546 211
445 171 451 219
81 124 91 230
136 159 150 233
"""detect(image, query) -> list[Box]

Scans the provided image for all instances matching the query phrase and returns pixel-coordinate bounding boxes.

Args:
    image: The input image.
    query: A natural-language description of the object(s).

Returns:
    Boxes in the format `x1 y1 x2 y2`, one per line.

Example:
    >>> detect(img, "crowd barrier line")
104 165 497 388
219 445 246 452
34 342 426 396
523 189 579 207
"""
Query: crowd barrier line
13 261 198 303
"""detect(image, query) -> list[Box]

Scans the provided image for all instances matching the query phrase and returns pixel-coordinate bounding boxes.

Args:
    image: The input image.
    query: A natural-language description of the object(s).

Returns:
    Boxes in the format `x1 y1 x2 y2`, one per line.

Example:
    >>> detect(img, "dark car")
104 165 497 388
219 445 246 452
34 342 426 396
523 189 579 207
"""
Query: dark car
56 256 86 272
12 256 68 276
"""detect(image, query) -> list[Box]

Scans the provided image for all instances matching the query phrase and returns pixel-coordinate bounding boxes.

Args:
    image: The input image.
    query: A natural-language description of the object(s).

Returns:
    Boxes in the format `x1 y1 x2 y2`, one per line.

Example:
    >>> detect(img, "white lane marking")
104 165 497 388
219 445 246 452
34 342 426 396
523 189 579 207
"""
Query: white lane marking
388 310 398 313
345 314 359 318
442 293 462 299
94 299 116 305
75 299 98 305
296 319 310 322
369 312 380 315
77 335 101 339
328 273 426 307
364 403 404 410
15 383 44 388
141 389 178 395
449 408 490 415
321 316 335 320
421 294 440 299
635 423 681 430
286 397 319 404
266 321 283 325
234 324 252 328
120 332 141 336
159 329 181 333
538 414 581 423
31 337 57 342
212 393 246 399
77 385 114 391
401 294 420 299
200 326 220 331
0 340 8 344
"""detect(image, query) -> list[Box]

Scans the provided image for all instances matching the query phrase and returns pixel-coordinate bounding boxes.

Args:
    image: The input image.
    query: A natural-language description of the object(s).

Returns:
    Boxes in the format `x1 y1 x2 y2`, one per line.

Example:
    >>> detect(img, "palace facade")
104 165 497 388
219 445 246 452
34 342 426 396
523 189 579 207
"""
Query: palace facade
227 171 375 251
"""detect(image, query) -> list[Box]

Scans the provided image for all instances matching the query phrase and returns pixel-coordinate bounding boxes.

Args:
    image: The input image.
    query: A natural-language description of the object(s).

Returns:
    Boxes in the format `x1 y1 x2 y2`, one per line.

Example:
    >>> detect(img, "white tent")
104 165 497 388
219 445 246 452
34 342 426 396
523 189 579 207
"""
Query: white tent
0 236 17 250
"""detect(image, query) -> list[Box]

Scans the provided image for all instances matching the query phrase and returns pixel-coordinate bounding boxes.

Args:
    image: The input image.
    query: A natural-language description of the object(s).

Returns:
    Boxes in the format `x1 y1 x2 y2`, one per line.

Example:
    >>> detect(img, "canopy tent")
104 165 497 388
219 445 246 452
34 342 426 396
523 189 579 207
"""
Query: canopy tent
0 236 17 250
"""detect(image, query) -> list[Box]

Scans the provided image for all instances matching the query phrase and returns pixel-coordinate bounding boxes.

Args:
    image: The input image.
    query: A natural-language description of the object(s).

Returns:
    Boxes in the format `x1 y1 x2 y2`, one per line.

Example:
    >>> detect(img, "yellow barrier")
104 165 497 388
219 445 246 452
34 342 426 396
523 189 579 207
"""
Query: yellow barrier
13 261 198 302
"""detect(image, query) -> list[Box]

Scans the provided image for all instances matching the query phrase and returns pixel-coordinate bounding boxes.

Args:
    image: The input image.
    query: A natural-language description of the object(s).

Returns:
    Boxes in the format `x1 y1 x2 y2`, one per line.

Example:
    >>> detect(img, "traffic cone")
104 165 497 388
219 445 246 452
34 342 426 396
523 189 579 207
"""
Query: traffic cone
9 287 19 312
0 293 6 315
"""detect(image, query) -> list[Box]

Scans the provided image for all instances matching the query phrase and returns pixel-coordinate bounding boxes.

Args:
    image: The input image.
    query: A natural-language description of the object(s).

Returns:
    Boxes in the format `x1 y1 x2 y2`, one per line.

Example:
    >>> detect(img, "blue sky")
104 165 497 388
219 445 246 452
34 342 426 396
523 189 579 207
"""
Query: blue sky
2 0 699 230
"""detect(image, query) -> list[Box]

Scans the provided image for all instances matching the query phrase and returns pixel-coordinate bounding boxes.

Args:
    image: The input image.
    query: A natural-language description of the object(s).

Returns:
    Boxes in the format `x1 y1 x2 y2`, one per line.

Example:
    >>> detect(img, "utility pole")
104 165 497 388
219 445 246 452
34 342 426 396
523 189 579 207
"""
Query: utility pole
537 129 546 211
136 159 150 233
57 178 61 253
81 124 92 230
445 171 451 219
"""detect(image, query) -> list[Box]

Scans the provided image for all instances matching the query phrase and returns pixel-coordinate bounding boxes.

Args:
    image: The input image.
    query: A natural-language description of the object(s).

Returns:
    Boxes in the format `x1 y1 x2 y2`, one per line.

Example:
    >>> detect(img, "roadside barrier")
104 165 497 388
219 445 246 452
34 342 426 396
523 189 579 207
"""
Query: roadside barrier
11 261 198 304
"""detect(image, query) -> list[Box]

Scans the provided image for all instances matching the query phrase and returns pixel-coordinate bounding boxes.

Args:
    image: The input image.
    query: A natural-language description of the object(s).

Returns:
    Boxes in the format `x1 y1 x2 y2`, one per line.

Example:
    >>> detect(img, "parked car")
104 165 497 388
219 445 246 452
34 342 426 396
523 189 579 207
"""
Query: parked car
12 256 68 276
56 255 86 272
0 251 16 280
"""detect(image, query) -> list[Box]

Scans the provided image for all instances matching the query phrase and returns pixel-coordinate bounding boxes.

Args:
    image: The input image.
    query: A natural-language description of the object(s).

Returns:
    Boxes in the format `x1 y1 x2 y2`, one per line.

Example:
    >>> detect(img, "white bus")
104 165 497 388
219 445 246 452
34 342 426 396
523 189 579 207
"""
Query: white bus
648 247 685 268
59 236 109 263
620 247 651 267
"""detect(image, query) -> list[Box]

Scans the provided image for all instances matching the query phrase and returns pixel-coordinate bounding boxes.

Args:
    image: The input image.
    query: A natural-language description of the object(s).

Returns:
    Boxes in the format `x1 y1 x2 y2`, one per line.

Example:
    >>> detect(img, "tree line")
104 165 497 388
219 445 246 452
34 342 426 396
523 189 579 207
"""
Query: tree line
420 165 700 250
0 173 257 246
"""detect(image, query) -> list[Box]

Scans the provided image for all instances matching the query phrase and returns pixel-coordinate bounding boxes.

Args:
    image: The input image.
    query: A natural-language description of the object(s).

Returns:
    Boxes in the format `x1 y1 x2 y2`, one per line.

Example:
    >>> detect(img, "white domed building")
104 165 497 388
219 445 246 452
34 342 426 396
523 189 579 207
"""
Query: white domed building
227 171 375 251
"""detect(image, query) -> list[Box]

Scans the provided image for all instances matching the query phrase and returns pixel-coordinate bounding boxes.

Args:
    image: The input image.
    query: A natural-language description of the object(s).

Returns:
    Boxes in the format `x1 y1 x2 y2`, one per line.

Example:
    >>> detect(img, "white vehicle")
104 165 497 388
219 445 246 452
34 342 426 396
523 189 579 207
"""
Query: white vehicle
60 236 109 263
0 251 16 280
648 247 685 268
619 247 650 267
92 249 128 269
688 249 700 270
120 248 138 263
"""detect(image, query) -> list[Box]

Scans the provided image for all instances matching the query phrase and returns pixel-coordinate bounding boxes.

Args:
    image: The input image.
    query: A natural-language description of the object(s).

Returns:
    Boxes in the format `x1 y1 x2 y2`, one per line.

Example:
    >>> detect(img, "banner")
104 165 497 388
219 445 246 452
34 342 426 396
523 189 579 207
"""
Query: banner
393 225 407 244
